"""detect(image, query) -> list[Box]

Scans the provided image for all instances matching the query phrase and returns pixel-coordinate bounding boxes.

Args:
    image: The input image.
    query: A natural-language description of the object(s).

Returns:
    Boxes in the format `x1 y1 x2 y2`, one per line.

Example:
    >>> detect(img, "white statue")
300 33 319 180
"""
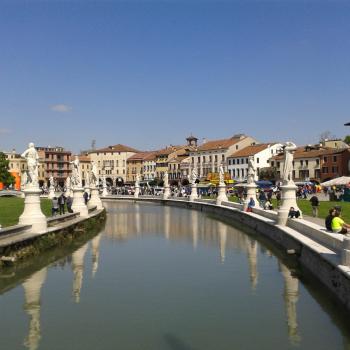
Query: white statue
191 167 197 185
70 156 82 188
282 142 297 183
135 173 140 187
90 161 98 187
21 171 28 187
219 164 225 184
21 142 39 187
65 176 71 190
163 171 169 186
247 156 256 184
49 176 54 188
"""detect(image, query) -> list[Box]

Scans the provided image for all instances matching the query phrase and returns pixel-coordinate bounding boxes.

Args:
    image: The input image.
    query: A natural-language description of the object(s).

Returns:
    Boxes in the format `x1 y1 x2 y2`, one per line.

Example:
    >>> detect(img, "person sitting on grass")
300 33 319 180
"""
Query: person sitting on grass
325 207 336 232
288 207 300 219
331 209 350 234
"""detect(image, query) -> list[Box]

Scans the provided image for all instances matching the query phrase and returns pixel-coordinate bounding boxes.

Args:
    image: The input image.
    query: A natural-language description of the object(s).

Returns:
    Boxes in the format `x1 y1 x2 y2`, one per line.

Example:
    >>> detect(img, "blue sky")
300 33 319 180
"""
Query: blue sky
0 0 349 153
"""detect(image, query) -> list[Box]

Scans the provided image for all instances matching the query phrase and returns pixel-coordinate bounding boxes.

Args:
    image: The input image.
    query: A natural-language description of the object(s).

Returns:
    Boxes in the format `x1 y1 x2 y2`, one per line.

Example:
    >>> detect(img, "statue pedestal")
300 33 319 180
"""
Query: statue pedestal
243 183 257 211
134 185 140 198
89 186 103 210
277 182 302 226
216 183 228 205
163 185 170 199
19 187 47 233
189 184 198 202
48 187 55 199
71 187 89 217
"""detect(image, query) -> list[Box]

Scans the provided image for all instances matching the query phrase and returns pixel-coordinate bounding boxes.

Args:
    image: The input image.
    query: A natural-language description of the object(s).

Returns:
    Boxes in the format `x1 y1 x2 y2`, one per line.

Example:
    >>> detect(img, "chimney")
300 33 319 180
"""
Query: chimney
202 138 207 145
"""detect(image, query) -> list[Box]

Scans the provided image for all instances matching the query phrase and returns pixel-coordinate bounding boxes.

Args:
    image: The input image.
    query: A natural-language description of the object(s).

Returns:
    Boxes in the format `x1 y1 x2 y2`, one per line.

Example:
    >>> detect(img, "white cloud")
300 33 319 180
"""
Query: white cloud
0 128 11 134
50 104 73 113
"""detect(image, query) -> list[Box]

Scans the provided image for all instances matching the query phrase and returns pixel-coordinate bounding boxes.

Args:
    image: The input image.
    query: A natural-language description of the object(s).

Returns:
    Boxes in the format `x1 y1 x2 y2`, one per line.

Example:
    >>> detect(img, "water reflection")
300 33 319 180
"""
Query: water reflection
280 262 300 344
3 202 350 349
22 267 47 350
72 242 89 303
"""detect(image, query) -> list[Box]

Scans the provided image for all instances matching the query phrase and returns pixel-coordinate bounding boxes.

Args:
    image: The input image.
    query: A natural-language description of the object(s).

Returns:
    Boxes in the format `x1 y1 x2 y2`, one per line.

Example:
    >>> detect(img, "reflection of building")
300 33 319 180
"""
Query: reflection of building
22 267 48 350
246 238 258 290
72 243 89 303
91 234 101 278
280 263 300 344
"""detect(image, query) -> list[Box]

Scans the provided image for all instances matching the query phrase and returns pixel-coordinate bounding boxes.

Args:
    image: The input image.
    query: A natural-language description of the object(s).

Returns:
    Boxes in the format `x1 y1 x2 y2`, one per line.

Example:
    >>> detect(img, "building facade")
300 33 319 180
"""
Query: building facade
189 134 258 179
89 144 140 185
227 143 283 181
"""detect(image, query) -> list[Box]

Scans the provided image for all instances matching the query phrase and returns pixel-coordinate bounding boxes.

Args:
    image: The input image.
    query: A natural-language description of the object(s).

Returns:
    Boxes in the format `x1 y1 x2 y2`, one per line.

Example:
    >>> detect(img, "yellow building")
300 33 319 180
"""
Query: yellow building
126 151 156 183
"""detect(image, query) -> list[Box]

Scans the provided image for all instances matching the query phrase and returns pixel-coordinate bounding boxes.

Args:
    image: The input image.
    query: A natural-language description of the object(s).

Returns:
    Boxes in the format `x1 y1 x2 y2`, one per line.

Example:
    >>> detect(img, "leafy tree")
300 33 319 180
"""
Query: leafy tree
259 167 277 181
319 130 336 143
0 152 15 188
344 135 350 145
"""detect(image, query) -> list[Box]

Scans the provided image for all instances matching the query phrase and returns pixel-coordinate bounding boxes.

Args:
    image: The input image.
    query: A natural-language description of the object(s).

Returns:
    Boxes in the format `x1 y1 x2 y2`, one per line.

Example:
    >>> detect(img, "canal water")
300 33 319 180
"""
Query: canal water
1 201 350 350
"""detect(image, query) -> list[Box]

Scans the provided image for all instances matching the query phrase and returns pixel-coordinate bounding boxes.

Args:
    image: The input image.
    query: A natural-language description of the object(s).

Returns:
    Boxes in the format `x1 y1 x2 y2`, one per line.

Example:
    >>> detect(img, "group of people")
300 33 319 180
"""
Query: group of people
51 193 73 216
325 207 350 234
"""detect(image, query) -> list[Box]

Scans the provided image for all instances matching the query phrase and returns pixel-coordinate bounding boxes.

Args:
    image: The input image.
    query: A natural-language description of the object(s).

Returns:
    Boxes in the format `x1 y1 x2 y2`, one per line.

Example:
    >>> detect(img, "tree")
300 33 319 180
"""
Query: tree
319 130 336 143
0 152 15 188
344 135 350 145
259 167 277 181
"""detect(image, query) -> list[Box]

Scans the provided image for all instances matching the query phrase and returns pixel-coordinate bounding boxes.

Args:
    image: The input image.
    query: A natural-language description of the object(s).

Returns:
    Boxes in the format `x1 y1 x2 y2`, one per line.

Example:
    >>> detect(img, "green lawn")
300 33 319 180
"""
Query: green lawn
0 197 52 228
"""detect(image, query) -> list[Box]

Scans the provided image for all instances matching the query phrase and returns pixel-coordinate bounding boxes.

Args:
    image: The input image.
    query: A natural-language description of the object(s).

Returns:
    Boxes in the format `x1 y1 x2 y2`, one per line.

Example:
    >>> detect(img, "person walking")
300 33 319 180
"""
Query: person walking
66 195 73 213
58 193 66 215
309 195 319 217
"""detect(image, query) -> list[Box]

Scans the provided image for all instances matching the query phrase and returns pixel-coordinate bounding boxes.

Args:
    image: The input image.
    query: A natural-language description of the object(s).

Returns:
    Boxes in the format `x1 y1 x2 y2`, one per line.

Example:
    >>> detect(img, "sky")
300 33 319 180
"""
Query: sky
0 0 349 153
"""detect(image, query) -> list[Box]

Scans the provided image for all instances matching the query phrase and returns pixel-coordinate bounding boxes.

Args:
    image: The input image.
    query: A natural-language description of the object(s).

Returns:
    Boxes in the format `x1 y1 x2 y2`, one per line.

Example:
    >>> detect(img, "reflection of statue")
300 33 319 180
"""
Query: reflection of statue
72 243 88 303
70 156 82 188
219 164 225 184
90 161 98 187
191 167 197 185
282 142 297 183
247 156 256 184
21 143 39 187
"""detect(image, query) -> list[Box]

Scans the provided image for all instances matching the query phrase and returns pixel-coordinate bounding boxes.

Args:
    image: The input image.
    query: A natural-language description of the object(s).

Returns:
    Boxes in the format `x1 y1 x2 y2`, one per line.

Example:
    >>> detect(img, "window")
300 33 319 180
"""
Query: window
306 160 308 166
192 157 194 164
232 159 236 165
222 155 225 161
198 156 201 163
236 145 238 150
215 155 218 162
333 156 337 162
256 158 259 164
332 166 338 173
209 155 212 162
246 158 248 164
323 157 327 162
316 159 320 165
300 160 304 166
270 161 274 167
322 167 328 173
277 162 280 168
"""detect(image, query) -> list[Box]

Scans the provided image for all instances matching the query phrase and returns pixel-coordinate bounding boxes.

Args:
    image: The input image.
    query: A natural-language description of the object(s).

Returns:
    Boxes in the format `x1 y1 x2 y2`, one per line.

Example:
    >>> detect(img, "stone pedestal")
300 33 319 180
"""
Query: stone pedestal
216 183 228 205
243 183 258 211
89 186 103 210
341 236 350 266
19 187 47 233
163 185 170 200
71 187 89 217
189 184 198 202
48 187 55 199
277 182 302 226
134 185 140 198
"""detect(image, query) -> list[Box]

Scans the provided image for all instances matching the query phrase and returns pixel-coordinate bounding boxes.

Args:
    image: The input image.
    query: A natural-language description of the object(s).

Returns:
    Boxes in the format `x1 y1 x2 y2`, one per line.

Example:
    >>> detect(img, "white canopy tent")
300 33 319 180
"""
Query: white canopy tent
320 176 350 187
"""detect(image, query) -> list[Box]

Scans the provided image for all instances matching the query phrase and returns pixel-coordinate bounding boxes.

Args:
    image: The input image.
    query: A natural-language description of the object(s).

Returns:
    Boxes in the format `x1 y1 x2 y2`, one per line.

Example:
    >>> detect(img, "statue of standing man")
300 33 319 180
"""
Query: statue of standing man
21 142 39 188
282 142 297 184
219 164 225 184
70 156 82 188
90 161 98 187
247 156 256 184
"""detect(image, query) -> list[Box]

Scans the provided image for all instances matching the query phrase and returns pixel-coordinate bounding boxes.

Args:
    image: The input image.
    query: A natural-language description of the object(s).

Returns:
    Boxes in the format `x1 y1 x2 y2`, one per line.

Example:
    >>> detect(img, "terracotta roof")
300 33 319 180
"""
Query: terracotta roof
271 147 334 160
92 144 140 153
227 143 272 158
156 146 184 156
196 135 246 152
127 151 157 161
78 154 91 162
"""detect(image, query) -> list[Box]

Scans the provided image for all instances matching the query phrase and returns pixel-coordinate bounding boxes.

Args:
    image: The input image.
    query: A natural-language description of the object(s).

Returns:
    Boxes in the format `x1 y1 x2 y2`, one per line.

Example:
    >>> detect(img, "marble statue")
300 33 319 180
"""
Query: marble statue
282 142 297 183
90 161 98 187
163 171 169 186
65 176 71 189
21 171 28 187
247 156 256 184
21 142 39 187
70 156 82 188
191 167 198 185
219 164 225 184
49 176 54 188
135 173 140 187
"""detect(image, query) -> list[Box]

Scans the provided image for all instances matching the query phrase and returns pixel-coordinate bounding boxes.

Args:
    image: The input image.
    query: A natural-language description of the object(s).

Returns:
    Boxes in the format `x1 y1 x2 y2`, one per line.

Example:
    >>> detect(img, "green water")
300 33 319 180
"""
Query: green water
0 201 350 350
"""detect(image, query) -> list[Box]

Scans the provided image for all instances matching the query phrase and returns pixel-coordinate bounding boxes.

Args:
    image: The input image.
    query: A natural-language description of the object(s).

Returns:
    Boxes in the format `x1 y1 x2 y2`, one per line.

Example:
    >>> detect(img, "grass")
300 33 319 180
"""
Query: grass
227 196 350 222
0 197 52 228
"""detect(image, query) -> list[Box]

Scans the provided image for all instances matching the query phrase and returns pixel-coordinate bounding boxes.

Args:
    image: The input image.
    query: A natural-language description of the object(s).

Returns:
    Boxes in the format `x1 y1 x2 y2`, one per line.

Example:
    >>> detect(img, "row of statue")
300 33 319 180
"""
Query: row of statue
20 141 297 190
